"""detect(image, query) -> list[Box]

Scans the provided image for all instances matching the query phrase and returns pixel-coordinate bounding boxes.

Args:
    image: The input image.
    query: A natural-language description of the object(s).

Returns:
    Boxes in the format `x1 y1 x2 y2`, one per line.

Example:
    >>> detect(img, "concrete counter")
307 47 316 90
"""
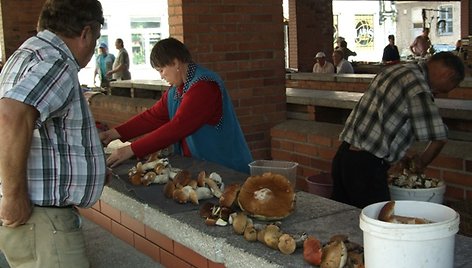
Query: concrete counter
101 155 472 268
109 79 169 99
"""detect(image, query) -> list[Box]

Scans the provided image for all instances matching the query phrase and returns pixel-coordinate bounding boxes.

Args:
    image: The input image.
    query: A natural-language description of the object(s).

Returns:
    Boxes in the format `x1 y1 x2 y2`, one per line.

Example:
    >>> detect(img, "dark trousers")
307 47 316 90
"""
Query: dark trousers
331 141 391 208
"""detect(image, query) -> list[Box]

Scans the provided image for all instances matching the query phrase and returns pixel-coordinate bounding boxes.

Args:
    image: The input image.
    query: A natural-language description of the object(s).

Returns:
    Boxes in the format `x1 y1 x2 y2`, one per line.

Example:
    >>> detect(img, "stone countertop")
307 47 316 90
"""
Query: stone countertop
105 155 472 268
286 72 472 88
286 88 472 121
110 79 170 91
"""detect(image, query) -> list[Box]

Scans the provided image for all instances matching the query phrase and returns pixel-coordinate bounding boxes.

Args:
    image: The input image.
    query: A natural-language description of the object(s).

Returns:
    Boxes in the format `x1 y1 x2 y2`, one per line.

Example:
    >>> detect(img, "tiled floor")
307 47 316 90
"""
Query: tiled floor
0 217 163 268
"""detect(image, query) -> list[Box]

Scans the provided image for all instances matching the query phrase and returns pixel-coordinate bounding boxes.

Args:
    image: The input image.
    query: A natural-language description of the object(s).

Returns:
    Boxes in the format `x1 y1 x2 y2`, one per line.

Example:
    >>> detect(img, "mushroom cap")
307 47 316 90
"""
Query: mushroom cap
320 240 348 268
378 200 395 222
238 172 295 220
219 183 241 208
278 233 297 255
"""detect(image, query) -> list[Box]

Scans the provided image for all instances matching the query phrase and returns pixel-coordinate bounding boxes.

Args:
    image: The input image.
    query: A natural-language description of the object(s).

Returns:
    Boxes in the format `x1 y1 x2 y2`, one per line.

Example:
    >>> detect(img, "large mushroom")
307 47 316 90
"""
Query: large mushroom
237 172 295 220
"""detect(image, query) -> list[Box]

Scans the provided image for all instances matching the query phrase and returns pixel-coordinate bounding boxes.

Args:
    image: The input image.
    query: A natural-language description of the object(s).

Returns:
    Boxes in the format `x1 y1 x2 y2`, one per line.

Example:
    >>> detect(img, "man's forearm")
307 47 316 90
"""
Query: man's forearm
420 140 447 169
0 99 37 197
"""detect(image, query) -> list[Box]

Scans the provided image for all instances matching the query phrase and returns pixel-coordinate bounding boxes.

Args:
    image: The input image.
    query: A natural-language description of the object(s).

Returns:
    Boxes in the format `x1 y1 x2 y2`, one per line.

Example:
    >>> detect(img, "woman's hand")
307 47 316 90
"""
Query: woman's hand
106 145 135 168
99 129 120 146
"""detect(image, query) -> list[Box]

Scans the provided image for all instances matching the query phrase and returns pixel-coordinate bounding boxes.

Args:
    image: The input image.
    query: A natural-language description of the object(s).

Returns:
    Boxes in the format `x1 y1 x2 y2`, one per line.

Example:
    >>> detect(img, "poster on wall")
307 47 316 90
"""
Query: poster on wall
354 14 374 48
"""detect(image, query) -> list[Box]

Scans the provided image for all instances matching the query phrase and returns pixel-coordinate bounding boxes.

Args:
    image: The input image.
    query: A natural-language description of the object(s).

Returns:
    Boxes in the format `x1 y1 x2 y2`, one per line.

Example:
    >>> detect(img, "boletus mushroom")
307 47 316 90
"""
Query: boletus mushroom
303 235 322 266
237 172 295 220
320 240 348 268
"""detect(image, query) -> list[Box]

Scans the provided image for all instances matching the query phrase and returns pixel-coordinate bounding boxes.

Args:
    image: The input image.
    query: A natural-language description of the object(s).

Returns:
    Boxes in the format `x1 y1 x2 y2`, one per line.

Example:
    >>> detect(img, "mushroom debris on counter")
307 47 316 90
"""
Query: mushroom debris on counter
226 210 365 266
128 156 177 186
163 170 225 205
237 172 295 220
228 211 307 255
304 234 364 268
389 168 444 189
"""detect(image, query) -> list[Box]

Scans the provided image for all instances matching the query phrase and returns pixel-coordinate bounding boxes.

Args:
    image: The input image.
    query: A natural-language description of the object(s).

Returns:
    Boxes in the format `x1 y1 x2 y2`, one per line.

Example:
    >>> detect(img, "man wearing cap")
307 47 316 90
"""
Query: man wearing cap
313 51 335 74
94 42 115 88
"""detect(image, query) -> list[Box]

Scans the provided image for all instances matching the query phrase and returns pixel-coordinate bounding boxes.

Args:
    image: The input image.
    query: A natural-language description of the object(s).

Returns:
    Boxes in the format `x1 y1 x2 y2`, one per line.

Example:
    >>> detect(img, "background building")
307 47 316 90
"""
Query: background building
79 0 169 87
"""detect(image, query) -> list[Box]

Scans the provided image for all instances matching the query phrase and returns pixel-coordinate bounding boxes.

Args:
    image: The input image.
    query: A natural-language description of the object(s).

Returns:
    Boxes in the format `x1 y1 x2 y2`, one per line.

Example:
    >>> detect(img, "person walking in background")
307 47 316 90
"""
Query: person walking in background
94 42 115 88
0 0 108 267
410 28 432 57
100 37 253 173
339 40 357 60
331 52 465 208
332 50 354 74
382 34 400 64
313 51 335 74
107 38 131 80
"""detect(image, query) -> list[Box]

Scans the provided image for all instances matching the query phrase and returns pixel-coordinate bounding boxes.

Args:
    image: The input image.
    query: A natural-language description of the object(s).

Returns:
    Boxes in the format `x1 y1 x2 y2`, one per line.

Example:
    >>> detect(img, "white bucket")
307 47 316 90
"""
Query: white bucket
360 201 460 268
389 184 446 204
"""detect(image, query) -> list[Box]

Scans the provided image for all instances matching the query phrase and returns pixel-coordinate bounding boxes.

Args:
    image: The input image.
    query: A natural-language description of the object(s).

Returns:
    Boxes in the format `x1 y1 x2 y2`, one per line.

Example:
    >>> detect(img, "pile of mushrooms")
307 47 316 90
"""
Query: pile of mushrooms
163 170 224 205
199 183 242 226
228 211 307 255
128 157 175 186
303 234 364 268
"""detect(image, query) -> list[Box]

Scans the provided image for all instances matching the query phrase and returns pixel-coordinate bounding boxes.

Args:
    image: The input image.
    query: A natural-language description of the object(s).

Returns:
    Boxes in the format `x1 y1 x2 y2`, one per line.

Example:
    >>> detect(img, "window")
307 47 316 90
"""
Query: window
130 17 162 66
438 5 453 35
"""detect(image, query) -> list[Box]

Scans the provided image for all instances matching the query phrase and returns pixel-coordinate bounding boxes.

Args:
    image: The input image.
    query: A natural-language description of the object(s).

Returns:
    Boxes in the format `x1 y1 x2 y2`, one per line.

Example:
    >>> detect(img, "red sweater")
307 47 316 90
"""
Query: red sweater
116 80 222 158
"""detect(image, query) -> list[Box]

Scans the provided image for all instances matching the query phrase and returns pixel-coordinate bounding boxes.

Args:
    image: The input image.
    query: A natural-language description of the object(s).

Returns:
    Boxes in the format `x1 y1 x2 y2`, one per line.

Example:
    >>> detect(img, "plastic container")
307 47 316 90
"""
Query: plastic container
389 183 446 204
249 160 298 190
305 173 332 198
360 200 460 268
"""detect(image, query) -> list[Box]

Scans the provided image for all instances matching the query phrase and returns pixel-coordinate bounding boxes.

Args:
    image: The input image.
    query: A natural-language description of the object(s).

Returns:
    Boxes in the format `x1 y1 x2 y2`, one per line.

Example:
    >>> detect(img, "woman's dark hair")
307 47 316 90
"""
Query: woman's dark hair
37 0 104 38
430 52 465 85
150 37 192 68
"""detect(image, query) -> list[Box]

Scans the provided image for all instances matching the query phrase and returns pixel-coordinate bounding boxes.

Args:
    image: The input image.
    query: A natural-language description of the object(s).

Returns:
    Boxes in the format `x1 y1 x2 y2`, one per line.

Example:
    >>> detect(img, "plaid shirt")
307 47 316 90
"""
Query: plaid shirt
0 30 106 207
340 62 447 163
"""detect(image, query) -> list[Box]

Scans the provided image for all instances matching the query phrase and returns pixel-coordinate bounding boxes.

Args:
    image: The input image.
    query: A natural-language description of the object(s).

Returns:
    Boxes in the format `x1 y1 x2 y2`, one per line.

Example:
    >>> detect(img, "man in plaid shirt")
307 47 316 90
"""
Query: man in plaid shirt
331 52 465 208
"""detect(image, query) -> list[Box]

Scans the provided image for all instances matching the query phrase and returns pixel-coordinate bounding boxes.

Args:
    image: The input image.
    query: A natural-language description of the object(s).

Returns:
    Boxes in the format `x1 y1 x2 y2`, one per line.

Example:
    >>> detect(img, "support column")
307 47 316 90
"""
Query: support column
168 0 287 160
288 0 334 72
0 0 45 61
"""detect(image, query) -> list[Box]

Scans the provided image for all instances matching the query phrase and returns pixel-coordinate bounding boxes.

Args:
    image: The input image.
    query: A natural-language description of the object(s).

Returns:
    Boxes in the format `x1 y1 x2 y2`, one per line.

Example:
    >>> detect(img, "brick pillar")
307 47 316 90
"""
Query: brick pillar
288 0 334 72
0 0 45 61
461 0 471 37
168 0 287 160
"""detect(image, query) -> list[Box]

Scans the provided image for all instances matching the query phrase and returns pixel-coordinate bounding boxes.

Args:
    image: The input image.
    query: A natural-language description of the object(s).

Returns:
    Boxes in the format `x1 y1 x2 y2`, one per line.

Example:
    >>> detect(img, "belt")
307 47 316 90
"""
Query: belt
347 144 362 151
341 141 364 152
34 204 74 209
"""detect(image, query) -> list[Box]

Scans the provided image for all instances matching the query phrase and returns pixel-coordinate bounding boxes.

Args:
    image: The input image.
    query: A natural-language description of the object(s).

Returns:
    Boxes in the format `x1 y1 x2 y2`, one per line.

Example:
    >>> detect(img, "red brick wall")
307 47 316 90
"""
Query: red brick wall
288 0 334 72
461 0 471 37
271 120 472 202
0 0 45 61
168 0 287 160
78 201 225 268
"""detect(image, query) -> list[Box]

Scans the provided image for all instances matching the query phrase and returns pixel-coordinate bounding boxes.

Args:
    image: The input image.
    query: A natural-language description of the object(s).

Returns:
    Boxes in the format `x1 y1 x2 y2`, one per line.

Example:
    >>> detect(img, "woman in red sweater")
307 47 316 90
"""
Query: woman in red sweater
100 38 252 173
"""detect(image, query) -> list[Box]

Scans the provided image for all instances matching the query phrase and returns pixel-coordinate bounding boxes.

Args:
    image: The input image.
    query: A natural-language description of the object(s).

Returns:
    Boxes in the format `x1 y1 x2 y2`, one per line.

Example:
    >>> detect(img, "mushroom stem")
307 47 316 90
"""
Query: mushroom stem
195 187 213 200
204 177 223 198
141 158 169 170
